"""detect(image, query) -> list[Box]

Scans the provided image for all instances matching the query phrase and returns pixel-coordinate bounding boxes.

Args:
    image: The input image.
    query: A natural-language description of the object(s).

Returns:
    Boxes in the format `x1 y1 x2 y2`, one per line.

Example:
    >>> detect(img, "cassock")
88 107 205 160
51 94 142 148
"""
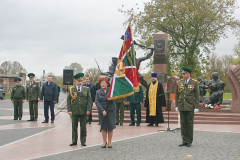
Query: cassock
144 81 166 124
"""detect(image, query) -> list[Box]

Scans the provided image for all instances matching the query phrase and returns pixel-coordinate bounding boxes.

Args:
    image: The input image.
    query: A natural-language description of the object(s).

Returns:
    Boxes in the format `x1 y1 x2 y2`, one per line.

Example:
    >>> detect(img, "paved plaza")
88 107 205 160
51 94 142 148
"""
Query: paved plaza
0 93 239 160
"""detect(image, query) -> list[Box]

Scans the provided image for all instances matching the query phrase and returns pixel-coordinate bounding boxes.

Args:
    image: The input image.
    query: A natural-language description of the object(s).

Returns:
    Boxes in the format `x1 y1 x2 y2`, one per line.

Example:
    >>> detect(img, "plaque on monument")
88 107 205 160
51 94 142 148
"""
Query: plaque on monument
154 54 167 64
154 40 165 53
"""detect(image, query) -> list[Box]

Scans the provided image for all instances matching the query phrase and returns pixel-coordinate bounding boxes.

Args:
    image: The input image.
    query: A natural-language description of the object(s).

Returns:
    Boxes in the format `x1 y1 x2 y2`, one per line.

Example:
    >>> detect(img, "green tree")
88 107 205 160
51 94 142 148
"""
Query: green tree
85 67 101 85
120 0 240 76
232 41 240 65
204 53 233 92
65 63 83 75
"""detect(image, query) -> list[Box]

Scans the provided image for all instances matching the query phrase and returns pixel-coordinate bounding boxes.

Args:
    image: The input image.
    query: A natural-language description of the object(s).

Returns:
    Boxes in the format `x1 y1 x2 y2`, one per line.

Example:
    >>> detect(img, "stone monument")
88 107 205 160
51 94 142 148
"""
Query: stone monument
227 65 240 113
153 31 168 92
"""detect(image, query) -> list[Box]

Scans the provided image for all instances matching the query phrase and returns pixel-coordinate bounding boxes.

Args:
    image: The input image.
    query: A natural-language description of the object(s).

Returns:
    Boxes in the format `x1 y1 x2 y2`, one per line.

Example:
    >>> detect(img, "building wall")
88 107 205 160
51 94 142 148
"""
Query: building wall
0 73 26 91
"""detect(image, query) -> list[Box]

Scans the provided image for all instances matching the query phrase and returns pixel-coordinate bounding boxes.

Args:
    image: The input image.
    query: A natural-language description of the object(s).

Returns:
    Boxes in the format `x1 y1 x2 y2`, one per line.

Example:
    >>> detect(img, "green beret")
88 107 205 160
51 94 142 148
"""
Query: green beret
181 66 192 74
14 78 21 82
27 73 35 77
73 73 84 80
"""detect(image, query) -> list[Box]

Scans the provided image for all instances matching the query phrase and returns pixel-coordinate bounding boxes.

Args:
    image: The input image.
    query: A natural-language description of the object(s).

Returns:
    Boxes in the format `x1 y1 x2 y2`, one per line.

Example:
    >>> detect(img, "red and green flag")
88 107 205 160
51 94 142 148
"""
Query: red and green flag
107 25 140 100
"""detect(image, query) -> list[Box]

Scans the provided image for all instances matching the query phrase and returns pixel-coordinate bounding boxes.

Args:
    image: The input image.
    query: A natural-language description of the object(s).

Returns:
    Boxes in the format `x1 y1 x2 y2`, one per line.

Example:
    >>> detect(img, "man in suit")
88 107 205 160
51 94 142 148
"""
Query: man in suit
40 76 58 123
67 73 91 146
175 66 200 147
26 73 40 121
83 75 95 124
11 78 25 120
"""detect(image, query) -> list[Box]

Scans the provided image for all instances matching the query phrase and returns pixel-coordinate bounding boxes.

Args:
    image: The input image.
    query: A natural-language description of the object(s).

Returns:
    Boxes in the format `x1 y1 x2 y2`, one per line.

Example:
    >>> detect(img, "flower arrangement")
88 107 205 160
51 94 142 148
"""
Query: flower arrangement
205 104 214 109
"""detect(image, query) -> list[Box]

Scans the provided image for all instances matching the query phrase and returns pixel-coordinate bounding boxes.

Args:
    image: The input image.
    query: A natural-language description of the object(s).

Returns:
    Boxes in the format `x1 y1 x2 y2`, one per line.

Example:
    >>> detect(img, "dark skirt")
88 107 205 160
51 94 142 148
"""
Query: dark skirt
99 108 116 130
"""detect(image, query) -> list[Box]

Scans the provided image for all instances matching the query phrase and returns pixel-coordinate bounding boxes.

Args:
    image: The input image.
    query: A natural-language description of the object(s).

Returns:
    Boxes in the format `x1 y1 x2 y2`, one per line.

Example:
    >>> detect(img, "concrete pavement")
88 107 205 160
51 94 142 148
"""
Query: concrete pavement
0 92 239 160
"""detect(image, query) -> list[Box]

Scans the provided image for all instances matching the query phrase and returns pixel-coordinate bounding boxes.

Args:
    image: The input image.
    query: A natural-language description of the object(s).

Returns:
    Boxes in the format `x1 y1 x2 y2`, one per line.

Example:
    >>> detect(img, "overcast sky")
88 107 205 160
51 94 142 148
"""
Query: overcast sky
0 0 240 79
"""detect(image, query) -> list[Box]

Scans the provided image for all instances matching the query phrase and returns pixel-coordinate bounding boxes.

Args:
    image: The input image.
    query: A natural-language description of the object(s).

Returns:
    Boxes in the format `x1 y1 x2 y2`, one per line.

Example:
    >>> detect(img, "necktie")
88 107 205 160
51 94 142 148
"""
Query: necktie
185 80 188 88
30 82 32 86
78 87 80 91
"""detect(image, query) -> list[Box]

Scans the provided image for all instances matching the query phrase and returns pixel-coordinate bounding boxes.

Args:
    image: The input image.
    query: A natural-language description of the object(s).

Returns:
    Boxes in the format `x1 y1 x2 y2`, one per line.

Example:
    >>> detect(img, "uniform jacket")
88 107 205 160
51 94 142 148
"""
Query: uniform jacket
67 86 92 115
127 85 143 104
175 78 200 111
83 82 95 102
95 87 116 113
11 85 25 100
40 82 58 102
26 81 40 101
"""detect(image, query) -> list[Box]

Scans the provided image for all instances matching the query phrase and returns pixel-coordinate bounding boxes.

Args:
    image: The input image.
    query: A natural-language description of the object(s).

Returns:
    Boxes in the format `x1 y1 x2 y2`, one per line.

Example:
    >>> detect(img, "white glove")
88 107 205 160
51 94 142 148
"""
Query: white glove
175 107 178 112
194 109 199 113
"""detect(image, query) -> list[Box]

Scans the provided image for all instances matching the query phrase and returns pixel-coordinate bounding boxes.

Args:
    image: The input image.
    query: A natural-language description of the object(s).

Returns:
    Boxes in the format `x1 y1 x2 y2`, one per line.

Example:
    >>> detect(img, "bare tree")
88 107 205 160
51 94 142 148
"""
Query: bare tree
85 67 101 84
65 63 83 75
0 61 27 74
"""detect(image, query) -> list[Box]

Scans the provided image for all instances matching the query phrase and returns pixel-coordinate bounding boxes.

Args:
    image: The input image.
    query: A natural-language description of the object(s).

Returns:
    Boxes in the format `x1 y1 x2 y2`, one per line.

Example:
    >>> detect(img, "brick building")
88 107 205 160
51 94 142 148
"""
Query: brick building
0 73 26 91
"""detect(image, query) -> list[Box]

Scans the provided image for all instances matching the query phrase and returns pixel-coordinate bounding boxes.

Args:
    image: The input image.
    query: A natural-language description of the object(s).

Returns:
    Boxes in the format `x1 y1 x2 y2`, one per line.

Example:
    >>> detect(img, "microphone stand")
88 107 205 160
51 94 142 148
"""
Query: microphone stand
54 105 67 117
54 84 69 117
158 90 180 133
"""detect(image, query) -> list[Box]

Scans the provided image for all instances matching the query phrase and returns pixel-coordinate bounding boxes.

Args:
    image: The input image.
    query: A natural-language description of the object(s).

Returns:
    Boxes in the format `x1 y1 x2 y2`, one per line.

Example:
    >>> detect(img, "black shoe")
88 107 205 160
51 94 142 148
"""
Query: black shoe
33 119 37 122
81 143 86 146
155 124 159 126
116 123 119 125
42 120 48 123
13 118 18 120
108 146 112 148
27 119 34 121
179 143 187 146
136 124 140 126
129 123 135 126
89 121 91 124
19 118 21 120
120 123 123 126
101 143 107 148
69 143 77 146
147 123 153 126
98 123 100 125
187 143 192 147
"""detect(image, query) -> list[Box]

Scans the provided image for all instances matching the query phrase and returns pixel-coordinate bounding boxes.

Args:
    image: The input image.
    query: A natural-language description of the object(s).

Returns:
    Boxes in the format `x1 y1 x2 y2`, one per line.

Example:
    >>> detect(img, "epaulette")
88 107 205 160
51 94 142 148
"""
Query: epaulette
83 86 87 88
70 86 74 89
192 79 198 82
35 81 38 82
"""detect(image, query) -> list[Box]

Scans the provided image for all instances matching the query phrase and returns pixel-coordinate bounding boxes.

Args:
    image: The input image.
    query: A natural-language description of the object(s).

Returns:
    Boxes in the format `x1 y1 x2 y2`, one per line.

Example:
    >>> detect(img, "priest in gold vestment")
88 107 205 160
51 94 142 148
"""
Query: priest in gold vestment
144 73 166 126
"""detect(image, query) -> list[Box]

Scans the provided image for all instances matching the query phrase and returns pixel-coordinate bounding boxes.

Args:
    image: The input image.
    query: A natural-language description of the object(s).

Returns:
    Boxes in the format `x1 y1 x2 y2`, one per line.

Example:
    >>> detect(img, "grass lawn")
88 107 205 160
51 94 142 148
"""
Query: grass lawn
204 92 232 99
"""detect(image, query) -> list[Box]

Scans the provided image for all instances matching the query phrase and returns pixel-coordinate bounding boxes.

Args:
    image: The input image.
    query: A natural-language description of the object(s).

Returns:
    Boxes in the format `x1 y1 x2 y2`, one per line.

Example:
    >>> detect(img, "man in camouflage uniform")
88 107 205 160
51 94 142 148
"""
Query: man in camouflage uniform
68 73 92 146
26 73 40 121
175 66 200 147
11 78 25 120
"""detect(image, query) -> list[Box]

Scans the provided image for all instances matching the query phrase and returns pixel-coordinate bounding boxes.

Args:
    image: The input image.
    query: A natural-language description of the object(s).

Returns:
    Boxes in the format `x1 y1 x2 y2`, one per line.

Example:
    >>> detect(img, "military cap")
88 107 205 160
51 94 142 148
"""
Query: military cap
14 77 21 82
27 73 35 77
181 66 192 74
151 73 157 78
73 73 84 80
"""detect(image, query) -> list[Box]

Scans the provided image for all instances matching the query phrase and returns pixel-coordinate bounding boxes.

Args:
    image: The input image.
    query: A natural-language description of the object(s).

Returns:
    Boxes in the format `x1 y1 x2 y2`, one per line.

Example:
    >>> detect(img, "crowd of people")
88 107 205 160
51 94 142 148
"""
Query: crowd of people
10 66 199 148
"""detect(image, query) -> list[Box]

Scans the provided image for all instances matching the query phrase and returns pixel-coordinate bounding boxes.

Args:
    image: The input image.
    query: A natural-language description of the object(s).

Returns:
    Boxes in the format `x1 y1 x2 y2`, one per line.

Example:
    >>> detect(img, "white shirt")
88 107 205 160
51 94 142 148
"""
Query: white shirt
76 85 82 92
185 78 191 84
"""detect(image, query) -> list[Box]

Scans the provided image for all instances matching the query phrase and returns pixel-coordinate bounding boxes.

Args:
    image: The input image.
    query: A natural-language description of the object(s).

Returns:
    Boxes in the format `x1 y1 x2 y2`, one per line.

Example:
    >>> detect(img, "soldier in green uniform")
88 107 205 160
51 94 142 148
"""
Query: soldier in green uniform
26 73 40 121
11 78 25 120
175 66 200 147
67 73 92 146
114 98 125 126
